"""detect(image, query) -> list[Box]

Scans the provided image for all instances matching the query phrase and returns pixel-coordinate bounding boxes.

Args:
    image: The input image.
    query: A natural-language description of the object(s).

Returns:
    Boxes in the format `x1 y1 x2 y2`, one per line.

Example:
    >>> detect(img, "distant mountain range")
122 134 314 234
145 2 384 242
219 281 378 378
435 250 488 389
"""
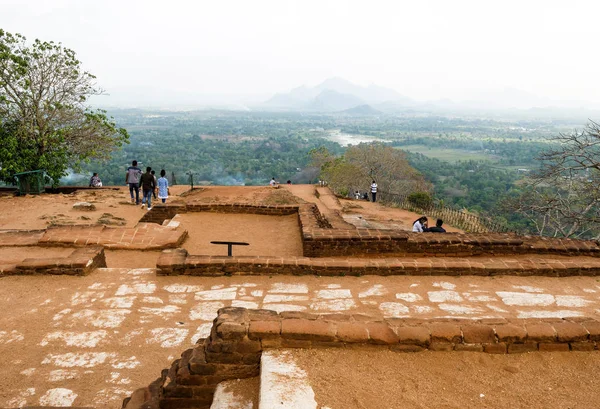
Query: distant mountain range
263 77 413 112
260 77 600 116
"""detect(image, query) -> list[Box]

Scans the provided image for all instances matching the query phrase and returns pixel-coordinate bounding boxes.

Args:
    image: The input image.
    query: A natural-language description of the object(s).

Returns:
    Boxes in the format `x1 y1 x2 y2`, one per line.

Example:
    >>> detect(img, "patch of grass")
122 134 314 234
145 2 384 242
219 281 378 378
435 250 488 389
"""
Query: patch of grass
397 145 499 163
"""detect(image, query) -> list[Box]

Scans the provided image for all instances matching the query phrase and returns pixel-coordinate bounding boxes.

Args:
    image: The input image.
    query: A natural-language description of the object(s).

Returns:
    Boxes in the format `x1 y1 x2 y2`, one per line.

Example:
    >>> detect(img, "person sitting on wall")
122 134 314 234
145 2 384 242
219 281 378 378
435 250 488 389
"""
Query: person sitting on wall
89 173 102 187
269 177 279 188
427 219 446 233
354 190 361 200
412 216 428 232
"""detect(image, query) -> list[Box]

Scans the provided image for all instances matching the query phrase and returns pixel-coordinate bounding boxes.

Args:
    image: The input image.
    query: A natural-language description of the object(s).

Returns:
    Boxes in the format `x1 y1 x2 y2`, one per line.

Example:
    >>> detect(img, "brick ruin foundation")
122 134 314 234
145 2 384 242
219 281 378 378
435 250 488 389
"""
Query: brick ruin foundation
123 306 600 409
0 245 106 276
148 202 600 277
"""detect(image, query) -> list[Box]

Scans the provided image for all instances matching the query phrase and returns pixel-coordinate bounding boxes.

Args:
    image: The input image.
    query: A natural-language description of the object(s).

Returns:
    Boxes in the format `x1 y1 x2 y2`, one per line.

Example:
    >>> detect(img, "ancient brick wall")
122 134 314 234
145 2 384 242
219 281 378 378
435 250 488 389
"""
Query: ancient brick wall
139 203 300 225
123 307 600 409
1 246 106 276
156 248 600 277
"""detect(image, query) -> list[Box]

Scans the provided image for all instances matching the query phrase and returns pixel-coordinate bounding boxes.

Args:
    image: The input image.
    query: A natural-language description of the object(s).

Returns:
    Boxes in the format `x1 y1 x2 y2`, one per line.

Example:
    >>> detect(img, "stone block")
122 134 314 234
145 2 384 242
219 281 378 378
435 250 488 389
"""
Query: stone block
429 342 454 351
429 323 462 343
582 320 600 341
462 324 495 344
526 323 556 342
248 309 280 321
554 321 589 343
216 322 247 340
217 307 248 323
538 343 569 352
507 342 538 354
73 202 96 211
163 384 194 398
336 322 369 343
281 319 336 341
484 342 507 354
248 320 281 340
366 322 400 345
258 332 283 347
394 326 430 346
570 342 596 351
495 324 527 343
280 311 318 320
234 337 262 354
454 343 483 352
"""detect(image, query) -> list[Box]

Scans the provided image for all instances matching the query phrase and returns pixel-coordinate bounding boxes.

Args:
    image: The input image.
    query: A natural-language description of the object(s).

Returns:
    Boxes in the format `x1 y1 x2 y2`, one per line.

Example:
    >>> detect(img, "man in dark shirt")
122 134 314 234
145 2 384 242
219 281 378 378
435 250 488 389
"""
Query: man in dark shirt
140 167 156 210
428 219 447 233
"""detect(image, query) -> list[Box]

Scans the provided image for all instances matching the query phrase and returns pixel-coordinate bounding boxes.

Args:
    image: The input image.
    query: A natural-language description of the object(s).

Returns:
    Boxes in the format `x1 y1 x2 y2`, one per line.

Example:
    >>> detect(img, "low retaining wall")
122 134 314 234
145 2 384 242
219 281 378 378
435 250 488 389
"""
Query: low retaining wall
302 230 600 257
123 307 600 409
138 203 299 225
157 248 600 277
140 202 600 258
0 246 106 276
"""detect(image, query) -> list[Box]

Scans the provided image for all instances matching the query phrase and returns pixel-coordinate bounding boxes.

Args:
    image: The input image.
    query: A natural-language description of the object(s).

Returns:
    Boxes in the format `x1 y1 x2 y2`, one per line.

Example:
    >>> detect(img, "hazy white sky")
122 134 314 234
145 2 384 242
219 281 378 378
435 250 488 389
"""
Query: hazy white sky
1 0 599 105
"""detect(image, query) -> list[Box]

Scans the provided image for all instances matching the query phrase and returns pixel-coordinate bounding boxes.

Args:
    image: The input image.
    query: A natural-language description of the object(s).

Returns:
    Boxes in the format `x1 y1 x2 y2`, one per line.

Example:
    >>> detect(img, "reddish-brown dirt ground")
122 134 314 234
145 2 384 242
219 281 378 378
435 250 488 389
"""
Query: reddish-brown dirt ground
294 348 600 409
0 186 188 230
0 247 74 264
176 213 303 257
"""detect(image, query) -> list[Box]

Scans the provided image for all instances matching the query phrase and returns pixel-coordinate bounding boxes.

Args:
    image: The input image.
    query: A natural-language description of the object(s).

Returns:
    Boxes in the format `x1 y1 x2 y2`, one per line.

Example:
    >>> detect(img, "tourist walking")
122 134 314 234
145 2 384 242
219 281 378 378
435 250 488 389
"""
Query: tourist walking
125 160 142 204
412 216 429 232
140 167 156 210
370 180 378 202
157 169 169 203
151 170 158 199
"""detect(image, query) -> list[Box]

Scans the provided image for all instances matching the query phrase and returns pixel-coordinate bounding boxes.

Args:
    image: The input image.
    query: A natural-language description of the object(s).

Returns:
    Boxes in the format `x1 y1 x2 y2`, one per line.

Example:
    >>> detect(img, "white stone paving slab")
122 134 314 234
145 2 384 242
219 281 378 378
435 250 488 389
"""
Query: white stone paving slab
259 350 317 409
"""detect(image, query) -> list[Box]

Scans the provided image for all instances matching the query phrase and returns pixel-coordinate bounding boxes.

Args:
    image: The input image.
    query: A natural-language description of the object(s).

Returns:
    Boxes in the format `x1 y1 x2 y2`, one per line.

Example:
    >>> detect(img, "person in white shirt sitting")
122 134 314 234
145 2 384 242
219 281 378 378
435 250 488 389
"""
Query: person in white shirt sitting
412 216 429 232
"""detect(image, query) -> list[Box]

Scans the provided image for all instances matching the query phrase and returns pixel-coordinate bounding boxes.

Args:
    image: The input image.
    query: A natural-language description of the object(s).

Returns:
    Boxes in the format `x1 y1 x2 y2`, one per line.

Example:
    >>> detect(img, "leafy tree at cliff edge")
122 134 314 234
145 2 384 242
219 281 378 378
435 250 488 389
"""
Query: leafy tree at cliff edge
0 29 128 185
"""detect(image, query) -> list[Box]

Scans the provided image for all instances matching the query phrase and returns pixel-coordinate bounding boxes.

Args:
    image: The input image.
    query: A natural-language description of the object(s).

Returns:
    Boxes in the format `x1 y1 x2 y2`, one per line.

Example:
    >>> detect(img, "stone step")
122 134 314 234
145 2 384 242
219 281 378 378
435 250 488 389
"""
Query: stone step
258 350 318 409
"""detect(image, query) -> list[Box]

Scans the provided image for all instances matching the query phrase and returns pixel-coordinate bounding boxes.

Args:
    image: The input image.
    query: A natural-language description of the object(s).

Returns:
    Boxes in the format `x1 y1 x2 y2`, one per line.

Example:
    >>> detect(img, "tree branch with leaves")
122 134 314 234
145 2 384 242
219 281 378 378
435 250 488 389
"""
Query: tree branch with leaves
0 29 129 185
503 120 600 239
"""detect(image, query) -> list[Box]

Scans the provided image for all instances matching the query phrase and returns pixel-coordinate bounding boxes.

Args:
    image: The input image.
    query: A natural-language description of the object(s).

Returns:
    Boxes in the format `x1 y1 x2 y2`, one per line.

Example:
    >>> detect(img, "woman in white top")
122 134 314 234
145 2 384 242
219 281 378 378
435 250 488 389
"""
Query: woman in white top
412 216 428 232
157 169 169 203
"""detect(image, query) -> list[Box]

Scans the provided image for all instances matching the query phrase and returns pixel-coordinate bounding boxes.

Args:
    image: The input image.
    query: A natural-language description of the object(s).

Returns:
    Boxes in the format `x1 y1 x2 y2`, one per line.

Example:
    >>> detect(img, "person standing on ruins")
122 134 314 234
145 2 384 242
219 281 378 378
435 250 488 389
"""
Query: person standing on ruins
140 167 156 210
125 160 142 204
370 180 378 202
157 169 169 203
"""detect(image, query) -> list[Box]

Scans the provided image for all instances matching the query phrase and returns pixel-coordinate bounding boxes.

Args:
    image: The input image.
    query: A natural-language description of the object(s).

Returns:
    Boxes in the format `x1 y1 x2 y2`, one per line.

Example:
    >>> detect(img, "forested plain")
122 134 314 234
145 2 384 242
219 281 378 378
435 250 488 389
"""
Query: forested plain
74 110 581 232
